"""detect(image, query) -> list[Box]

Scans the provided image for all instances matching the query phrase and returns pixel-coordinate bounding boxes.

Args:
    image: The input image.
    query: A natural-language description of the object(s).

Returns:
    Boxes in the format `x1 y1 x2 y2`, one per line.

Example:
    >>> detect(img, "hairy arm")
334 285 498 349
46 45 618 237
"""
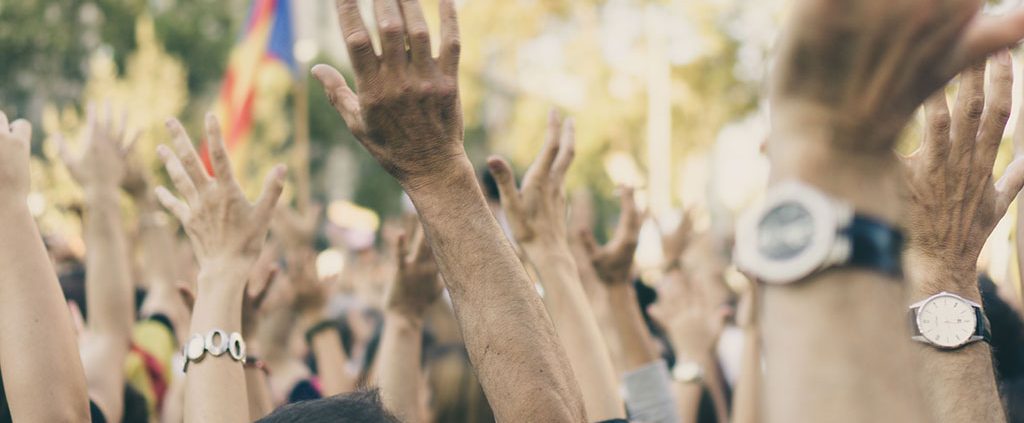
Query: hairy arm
313 0 585 420
0 116 90 421
900 57 1020 423
407 162 584 421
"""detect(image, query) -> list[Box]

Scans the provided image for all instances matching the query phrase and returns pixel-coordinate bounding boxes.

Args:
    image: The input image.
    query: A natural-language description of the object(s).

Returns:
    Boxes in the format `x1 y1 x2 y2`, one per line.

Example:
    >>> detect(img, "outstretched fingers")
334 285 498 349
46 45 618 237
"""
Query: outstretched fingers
155 186 190 223
438 0 461 77
975 50 1014 174
487 155 521 212
157 145 200 206
550 118 576 186
399 0 433 70
253 164 288 226
205 114 235 181
335 0 378 74
166 119 210 189
954 8 1024 75
523 110 563 185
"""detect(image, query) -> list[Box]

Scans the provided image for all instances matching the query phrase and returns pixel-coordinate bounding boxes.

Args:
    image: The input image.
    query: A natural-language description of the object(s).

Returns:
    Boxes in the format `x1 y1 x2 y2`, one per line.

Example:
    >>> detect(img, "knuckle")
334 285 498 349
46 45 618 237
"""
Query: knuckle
409 27 430 44
379 21 403 37
345 32 374 53
443 37 461 58
929 112 951 135
991 104 1012 125
964 97 986 121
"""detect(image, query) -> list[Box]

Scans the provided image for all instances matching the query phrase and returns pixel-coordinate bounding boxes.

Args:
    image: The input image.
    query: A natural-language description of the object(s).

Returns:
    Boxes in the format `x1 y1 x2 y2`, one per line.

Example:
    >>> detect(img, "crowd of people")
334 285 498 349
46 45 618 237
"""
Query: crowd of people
3 0 1024 421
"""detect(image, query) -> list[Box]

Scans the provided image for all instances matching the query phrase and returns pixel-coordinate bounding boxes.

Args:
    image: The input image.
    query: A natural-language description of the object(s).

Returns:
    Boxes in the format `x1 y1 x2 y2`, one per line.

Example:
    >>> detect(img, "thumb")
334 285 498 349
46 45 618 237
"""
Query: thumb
487 155 521 210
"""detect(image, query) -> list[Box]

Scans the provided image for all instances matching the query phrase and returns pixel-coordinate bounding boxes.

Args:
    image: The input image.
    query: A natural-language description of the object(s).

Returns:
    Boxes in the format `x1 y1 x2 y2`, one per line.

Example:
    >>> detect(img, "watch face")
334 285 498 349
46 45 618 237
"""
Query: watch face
757 201 816 261
918 295 977 348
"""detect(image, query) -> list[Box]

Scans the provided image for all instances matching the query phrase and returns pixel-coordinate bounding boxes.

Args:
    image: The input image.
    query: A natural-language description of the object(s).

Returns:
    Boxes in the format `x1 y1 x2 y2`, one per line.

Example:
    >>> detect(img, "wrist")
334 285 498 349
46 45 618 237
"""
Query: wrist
384 310 425 331
905 249 979 303
197 261 251 297
399 153 473 198
83 186 121 204
767 128 903 223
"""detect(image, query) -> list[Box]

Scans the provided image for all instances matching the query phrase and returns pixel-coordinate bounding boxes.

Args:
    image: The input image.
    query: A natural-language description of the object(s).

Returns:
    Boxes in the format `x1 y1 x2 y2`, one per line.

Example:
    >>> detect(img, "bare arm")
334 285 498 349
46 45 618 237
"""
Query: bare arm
487 111 625 421
155 115 285 423
730 284 761 423
902 56 1021 423
311 327 356 396
378 223 441 423
57 107 135 422
0 114 91 422
760 1 1024 421
312 2 585 420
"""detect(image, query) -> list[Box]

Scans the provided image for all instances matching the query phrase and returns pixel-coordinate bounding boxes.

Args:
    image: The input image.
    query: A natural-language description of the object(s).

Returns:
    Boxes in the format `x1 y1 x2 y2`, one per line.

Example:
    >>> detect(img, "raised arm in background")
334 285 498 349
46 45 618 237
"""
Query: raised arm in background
0 112 91 422
902 56 1023 423
730 277 761 423
56 106 135 423
576 189 680 423
154 115 285 422
763 0 1024 421
649 267 728 423
488 111 625 421
311 0 585 420
377 222 442 423
124 142 192 341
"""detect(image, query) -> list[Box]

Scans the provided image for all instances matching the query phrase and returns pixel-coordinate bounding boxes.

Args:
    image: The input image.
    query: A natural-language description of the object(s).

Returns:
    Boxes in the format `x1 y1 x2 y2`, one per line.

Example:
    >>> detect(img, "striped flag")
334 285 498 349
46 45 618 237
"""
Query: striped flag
211 0 296 163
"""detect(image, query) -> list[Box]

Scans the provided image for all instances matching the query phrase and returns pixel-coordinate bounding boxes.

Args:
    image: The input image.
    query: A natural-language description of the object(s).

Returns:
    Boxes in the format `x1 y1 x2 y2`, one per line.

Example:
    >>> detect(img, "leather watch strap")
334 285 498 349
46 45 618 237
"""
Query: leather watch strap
841 215 903 278
975 306 992 343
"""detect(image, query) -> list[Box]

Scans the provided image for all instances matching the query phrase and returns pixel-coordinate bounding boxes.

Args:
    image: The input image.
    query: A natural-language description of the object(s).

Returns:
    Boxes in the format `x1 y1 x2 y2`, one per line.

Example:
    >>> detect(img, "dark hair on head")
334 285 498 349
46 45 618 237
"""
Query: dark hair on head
122 383 149 423
256 389 400 423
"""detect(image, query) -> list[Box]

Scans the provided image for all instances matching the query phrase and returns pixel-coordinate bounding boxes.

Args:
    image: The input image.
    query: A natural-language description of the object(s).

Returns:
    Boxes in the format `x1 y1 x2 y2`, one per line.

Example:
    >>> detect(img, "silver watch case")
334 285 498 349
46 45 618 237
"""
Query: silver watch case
735 181 853 285
910 292 985 349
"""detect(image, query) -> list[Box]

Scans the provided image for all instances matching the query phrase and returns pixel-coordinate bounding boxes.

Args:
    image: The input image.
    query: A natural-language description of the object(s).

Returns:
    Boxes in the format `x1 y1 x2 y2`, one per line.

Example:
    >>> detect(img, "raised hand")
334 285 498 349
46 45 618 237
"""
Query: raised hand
0 111 32 202
55 104 136 193
385 221 442 320
649 272 728 359
312 0 462 190
154 114 286 289
271 203 322 251
771 0 1024 152
904 53 1024 291
487 110 575 247
578 188 642 286
658 210 694 272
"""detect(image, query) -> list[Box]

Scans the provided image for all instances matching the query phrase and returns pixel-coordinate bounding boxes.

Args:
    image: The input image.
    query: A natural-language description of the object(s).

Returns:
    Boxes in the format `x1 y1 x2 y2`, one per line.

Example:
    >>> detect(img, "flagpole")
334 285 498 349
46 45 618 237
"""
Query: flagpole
293 74 311 213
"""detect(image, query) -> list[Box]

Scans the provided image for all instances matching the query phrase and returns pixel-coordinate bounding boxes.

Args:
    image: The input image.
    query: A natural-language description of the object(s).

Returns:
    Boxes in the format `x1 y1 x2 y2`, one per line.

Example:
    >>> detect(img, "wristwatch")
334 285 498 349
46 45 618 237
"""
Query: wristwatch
672 361 704 384
182 329 247 372
735 181 903 285
910 292 990 349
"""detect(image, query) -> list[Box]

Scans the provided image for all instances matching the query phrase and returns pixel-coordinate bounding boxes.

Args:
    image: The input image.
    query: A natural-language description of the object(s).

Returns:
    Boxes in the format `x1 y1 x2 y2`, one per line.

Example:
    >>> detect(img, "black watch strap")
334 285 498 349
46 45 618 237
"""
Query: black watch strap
975 306 992 343
841 215 903 278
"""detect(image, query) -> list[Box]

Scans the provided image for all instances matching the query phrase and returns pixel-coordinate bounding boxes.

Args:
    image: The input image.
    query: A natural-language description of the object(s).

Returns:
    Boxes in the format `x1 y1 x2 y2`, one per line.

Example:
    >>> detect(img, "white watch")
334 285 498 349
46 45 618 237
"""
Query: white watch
910 292 990 349
735 181 903 285
672 361 704 384
182 329 247 372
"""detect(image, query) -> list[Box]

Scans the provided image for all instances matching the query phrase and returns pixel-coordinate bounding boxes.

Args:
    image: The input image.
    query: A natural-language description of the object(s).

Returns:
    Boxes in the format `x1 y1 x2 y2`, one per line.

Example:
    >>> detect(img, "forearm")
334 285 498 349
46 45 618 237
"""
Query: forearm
185 270 248 423
377 312 425 423
606 283 658 371
731 328 761 423
84 188 135 339
763 136 925 423
0 205 91 421
137 193 190 339
673 356 718 423
311 327 355 396
905 253 1005 423
525 244 625 421
245 367 274 420
404 157 585 422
